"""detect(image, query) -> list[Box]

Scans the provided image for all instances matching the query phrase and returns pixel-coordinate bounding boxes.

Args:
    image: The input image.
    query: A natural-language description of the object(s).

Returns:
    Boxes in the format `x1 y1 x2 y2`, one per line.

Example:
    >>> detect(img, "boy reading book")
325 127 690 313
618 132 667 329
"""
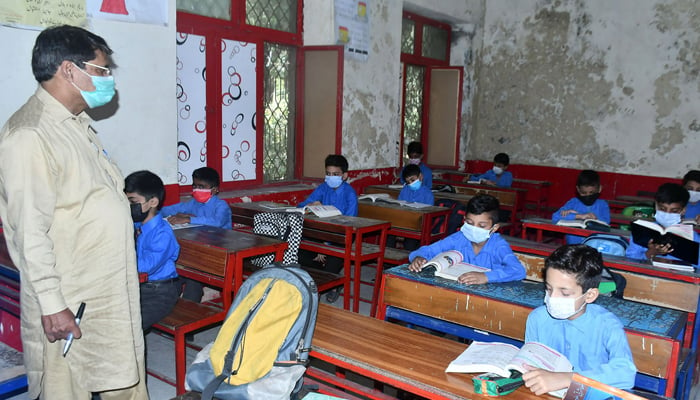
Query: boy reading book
468 153 513 188
625 182 700 268
399 141 432 189
420 250 490 280
523 244 636 395
682 170 700 224
552 170 610 244
408 194 525 284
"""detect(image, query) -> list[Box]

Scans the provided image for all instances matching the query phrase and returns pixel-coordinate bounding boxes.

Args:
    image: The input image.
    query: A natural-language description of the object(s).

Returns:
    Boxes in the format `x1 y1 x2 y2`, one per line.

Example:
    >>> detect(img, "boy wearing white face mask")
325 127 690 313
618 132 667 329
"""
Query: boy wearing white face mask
523 245 636 395
469 153 513 188
626 183 700 266
398 164 434 206
399 141 432 189
407 194 525 285
682 170 700 224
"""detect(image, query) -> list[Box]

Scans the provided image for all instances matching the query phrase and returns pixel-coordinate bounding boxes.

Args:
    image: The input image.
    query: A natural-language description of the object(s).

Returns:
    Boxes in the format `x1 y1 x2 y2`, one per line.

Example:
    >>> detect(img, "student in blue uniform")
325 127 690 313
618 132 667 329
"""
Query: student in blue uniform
400 141 432 189
682 170 700 224
398 164 434 206
470 153 513 188
552 170 610 244
626 182 700 267
298 154 358 216
125 171 180 330
523 244 636 395
408 194 525 284
161 166 232 302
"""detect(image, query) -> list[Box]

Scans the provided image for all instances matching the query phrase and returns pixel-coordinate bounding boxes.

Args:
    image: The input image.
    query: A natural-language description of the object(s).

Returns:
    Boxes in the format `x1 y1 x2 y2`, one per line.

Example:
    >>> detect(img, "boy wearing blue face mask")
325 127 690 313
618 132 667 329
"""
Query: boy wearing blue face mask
523 244 636 395
398 164 434 206
626 183 700 266
407 194 525 285
298 154 358 216
469 153 513 188
399 142 432 189
552 170 610 244
682 170 700 224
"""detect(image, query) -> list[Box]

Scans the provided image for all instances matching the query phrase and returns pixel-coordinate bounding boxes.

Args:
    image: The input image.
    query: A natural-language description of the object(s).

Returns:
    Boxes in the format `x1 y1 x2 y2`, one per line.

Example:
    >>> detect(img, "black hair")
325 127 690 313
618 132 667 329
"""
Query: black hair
325 154 349 173
192 167 220 188
402 164 421 181
493 153 510 166
124 170 165 209
655 182 689 207
683 170 700 186
407 141 424 156
466 194 500 224
545 244 603 292
576 170 600 187
32 25 113 83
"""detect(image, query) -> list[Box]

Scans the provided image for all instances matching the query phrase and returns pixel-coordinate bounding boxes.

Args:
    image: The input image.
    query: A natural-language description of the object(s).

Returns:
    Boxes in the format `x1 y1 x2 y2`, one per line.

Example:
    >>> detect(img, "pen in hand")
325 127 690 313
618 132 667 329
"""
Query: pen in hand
62 302 86 357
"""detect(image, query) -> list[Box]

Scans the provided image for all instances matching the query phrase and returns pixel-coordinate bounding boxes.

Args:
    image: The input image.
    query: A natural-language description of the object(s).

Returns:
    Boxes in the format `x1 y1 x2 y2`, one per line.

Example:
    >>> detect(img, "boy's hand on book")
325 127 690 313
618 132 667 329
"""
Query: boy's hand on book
167 214 191 225
575 212 596 220
408 257 427 272
645 240 673 260
522 367 572 396
457 271 487 285
560 210 577 217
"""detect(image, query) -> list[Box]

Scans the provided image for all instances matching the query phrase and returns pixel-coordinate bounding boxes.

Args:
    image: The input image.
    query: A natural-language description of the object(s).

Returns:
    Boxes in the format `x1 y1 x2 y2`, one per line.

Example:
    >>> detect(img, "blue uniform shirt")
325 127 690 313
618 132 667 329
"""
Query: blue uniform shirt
409 231 525 283
400 163 433 189
161 195 232 229
526 304 636 389
471 169 513 188
398 184 434 205
298 181 358 216
135 212 180 281
552 198 610 244
686 202 700 220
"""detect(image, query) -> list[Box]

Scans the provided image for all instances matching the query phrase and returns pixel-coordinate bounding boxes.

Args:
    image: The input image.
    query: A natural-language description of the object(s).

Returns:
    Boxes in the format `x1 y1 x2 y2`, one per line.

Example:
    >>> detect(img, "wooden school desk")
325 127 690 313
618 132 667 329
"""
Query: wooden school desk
229 201 390 315
609 197 655 214
376 265 688 398
309 304 555 400
174 225 287 309
364 184 475 206
520 217 630 242
357 198 450 245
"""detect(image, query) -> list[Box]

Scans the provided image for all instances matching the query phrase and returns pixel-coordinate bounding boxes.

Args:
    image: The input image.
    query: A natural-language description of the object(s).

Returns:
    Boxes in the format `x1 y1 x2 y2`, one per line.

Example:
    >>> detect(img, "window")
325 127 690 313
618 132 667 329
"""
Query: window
176 0 302 188
400 12 451 164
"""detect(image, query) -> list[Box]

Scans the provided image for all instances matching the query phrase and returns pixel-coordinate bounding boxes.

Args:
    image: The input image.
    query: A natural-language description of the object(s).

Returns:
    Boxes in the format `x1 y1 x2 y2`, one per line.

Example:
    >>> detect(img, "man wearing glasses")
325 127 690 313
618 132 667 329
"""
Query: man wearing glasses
0 25 147 399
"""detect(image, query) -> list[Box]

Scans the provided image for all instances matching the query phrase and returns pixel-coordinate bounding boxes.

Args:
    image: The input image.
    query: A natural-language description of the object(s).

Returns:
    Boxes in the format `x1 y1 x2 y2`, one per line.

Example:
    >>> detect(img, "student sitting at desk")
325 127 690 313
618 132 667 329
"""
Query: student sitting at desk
400 141 432 189
408 194 525 284
469 153 513 188
626 182 700 267
523 244 636 394
125 171 180 330
387 164 435 251
161 166 231 303
682 170 700 224
552 169 610 244
298 154 358 302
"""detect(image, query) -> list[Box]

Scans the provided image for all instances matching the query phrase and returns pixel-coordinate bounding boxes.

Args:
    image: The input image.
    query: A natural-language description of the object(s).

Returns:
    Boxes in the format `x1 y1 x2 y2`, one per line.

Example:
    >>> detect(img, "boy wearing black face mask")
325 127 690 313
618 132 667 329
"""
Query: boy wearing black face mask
552 170 610 244
125 170 180 330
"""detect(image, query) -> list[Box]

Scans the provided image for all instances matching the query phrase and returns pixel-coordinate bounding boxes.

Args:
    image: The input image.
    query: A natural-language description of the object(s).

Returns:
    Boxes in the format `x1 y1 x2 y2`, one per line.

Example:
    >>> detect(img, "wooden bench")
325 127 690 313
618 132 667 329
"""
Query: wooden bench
309 303 554 400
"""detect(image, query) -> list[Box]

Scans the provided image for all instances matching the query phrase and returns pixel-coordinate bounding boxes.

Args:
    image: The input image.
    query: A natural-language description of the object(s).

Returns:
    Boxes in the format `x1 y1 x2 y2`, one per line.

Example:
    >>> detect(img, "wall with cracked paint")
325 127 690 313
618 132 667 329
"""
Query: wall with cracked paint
472 0 700 178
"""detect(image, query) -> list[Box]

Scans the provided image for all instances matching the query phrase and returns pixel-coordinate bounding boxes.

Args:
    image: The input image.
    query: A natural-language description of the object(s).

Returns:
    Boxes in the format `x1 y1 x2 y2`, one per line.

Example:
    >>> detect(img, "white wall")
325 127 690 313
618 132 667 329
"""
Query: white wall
0 0 178 184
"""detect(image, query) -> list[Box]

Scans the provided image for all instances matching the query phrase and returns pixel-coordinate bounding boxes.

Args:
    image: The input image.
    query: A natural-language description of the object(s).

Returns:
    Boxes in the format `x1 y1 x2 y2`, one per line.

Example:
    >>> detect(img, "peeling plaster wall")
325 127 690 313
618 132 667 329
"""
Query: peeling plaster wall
473 0 700 178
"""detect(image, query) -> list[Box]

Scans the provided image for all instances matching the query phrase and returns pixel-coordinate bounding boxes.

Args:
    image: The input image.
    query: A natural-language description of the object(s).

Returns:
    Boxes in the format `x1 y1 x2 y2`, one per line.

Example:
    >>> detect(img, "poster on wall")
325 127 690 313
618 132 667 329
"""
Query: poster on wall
0 0 86 29
86 0 168 26
334 0 369 62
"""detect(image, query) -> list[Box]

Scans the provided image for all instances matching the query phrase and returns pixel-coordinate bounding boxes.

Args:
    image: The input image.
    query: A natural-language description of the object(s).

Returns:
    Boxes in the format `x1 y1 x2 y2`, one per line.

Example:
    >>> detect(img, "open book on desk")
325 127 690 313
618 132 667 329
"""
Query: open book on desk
651 256 695 272
446 341 573 398
285 205 342 218
631 220 699 265
358 193 432 209
419 250 490 280
556 218 611 232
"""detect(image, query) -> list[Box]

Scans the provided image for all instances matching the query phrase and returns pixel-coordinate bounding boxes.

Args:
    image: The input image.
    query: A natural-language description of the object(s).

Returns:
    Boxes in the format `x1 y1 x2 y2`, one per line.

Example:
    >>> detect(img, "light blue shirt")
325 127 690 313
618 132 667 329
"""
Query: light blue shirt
526 304 636 389
135 212 180 281
409 231 525 283
686 202 700 220
398 184 434 205
552 198 611 244
298 181 358 216
161 195 232 229
400 163 433 189
471 169 513 188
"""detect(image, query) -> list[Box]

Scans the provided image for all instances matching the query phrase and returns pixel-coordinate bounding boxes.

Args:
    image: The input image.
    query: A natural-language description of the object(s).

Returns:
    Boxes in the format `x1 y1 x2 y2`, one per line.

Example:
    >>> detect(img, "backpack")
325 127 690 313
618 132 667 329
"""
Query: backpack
582 233 628 299
432 198 468 235
251 212 304 266
186 264 319 400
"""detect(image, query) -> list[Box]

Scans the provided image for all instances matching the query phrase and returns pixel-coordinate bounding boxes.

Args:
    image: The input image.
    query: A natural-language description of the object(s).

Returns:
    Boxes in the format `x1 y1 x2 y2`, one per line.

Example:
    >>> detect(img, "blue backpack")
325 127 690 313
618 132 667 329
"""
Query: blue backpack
582 233 628 257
